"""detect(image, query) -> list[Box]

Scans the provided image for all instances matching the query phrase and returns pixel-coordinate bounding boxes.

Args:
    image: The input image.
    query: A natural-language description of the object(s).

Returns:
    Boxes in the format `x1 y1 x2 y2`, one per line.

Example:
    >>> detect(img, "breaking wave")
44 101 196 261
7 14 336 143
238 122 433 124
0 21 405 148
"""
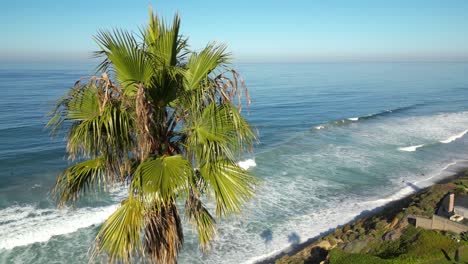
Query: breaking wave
238 159 257 170
0 204 119 250
0 157 259 252
398 144 425 152
440 130 468 144
398 129 468 152
314 104 422 130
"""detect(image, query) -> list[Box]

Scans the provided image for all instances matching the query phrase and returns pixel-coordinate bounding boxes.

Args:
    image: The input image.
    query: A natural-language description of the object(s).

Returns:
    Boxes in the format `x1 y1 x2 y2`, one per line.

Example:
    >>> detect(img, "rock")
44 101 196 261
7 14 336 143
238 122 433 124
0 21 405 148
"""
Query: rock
308 246 328 264
342 239 369 253
334 238 344 244
397 218 408 229
389 217 399 229
383 229 402 241
316 240 332 250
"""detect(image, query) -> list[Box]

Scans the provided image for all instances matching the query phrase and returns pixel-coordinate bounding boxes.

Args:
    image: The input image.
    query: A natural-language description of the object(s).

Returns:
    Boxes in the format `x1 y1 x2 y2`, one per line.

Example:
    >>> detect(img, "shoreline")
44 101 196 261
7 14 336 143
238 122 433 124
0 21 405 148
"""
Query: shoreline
254 166 468 264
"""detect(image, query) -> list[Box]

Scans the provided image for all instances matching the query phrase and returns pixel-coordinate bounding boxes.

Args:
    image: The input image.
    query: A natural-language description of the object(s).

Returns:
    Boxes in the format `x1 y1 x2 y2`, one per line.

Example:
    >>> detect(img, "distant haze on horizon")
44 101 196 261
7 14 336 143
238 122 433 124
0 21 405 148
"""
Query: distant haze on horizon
2 0 468 63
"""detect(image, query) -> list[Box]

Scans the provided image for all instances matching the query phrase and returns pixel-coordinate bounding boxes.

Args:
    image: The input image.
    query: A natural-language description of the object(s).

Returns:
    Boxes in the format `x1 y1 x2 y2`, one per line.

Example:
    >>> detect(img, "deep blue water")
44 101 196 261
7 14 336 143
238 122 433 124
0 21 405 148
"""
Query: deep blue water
1 62 468 263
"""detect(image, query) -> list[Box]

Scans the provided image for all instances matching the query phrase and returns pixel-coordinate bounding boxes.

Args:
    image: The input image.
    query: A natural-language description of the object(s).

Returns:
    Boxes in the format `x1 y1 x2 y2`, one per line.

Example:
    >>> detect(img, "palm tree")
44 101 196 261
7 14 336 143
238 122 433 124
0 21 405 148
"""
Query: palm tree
48 7 256 264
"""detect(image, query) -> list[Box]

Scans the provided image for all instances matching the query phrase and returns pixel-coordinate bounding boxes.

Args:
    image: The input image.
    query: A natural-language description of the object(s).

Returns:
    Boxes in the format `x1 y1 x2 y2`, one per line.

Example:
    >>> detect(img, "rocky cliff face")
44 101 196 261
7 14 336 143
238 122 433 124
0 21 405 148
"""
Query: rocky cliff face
273 172 468 264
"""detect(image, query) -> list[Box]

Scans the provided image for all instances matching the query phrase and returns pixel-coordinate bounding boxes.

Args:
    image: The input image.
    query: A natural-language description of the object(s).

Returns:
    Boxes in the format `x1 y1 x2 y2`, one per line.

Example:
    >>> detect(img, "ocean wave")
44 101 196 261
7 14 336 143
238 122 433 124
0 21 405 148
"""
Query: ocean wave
366 160 465 206
245 159 467 264
398 129 468 152
314 104 421 130
413 160 465 184
440 129 468 144
359 105 420 120
238 159 257 170
0 204 119 250
398 144 425 152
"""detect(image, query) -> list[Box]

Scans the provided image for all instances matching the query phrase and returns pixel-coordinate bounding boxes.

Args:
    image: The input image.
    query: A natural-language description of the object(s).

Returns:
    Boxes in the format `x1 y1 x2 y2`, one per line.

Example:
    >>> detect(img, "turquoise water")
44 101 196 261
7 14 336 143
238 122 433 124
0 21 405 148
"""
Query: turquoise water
1 62 468 263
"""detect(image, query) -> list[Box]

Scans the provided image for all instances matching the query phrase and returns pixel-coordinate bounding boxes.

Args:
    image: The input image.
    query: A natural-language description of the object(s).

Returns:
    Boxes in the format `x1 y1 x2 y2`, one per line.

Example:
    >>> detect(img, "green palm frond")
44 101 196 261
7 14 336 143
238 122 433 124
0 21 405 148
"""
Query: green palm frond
217 103 256 147
145 8 182 67
185 102 255 165
200 159 257 217
94 29 153 91
131 155 193 202
66 85 100 120
185 188 217 250
184 43 230 91
95 198 145 263
54 157 106 206
46 84 99 135
66 99 133 160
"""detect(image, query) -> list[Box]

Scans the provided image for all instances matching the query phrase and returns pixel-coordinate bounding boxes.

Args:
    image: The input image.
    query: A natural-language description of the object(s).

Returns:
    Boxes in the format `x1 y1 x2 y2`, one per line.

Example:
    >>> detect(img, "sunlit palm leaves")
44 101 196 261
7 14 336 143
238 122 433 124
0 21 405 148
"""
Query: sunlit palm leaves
184 44 229 91
131 155 192 202
54 157 106 206
95 30 153 90
200 160 257 217
185 188 217 250
95 198 145 263
48 8 256 264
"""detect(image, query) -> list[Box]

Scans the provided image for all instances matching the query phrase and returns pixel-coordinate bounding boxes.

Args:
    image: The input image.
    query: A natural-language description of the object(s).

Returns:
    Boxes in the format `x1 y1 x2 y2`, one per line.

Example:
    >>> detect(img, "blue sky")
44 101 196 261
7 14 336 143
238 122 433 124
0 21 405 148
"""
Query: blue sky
2 0 468 62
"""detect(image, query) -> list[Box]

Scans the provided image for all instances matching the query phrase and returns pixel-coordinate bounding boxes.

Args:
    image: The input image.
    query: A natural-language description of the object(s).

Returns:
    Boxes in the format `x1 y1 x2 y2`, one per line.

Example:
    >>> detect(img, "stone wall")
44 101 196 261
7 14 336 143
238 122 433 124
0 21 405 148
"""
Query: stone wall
410 214 468 234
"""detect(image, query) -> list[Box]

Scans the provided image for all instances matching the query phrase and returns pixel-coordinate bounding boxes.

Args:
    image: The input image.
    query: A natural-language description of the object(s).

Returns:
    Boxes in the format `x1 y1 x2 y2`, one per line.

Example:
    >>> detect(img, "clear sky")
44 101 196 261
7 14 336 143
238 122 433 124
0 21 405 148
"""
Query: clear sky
2 0 468 62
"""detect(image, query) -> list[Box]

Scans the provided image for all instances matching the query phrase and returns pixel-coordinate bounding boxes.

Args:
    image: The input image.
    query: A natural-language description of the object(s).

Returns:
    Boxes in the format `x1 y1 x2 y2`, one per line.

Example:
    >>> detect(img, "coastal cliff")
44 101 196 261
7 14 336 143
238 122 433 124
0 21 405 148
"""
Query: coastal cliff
272 171 468 264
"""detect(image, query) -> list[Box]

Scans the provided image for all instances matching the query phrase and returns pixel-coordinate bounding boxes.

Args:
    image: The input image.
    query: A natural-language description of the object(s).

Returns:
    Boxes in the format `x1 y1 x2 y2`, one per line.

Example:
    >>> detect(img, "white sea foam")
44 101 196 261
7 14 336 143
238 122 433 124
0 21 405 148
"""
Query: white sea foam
413 161 463 184
398 144 425 152
362 186 415 206
348 117 359 121
315 125 325 130
240 156 468 264
367 160 463 206
0 204 119 250
440 129 468 144
4 111 468 262
238 159 256 170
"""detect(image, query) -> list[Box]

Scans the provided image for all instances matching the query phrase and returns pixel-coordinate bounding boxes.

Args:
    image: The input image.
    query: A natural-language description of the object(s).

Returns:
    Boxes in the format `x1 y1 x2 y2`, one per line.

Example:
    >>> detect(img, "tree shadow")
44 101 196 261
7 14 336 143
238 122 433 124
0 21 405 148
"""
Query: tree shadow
260 229 273 245
441 248 451 261
288 232 300 245
406 182 421 192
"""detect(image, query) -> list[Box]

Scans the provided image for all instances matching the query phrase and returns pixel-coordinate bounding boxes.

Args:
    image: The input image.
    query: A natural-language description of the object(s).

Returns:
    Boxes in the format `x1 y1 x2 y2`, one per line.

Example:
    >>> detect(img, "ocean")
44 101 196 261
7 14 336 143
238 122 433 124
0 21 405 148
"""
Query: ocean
1 62 468 263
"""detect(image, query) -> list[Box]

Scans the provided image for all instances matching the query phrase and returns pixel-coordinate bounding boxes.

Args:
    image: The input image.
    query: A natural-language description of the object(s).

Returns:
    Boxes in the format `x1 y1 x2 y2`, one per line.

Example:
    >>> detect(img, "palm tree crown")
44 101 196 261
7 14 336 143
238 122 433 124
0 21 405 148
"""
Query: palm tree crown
48 8 256 263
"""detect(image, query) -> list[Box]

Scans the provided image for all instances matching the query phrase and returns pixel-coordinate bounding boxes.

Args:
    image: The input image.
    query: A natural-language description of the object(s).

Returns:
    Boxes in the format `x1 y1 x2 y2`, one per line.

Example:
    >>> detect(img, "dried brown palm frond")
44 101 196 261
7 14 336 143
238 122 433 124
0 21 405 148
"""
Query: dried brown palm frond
145 202 184 264
135 84 156 160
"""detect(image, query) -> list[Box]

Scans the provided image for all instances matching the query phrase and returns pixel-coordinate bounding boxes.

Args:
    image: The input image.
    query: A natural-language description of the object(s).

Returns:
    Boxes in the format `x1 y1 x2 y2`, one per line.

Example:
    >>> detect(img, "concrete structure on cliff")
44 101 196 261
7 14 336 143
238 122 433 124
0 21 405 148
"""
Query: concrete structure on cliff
437 192 468 223
409 192 468 234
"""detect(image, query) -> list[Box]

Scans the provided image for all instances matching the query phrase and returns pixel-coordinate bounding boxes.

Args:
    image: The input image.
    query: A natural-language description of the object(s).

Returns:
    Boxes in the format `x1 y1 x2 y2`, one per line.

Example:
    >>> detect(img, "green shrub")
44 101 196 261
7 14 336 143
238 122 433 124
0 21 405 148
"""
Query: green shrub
275 256 304 264
374 220 388 230
370 226 458 262
348 232 357 241
343 225 351 233
455 185 467 194
355 226 366 235
334 228 343 237
329 249 393 264
395 212 404 220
